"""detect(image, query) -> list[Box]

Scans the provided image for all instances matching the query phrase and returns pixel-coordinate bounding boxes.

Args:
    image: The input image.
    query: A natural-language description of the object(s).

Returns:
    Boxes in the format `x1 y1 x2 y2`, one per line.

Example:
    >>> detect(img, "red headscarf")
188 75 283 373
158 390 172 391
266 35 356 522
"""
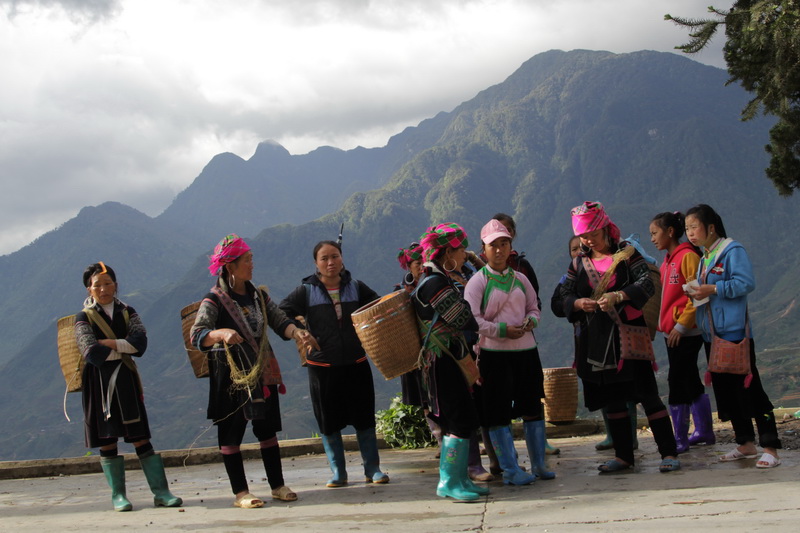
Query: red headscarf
208 234 251 275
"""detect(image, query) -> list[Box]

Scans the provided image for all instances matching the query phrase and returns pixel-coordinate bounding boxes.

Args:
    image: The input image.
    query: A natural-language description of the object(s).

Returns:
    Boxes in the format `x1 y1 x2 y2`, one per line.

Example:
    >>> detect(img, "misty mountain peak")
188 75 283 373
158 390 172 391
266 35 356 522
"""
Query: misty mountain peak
250 140 291 162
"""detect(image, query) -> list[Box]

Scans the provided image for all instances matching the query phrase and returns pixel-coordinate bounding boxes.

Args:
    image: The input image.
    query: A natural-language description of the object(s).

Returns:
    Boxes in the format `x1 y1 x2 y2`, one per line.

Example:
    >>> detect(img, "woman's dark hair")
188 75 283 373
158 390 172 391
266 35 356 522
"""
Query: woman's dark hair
651 211 686 240
313 240 342 260
83 262 117 287
568 235 581 257
492 213 516 235
686 204 727 238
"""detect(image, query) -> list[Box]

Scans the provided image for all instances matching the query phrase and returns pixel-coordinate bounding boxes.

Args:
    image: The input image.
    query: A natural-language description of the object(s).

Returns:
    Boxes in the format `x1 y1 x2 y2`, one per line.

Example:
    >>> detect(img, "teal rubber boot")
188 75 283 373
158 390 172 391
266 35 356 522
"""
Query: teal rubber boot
139 453 183 507
595 408 614 450
545 440 560 455
436 436 483 501
100 456 132 512
488 426 536 485
523 420 556 480
355 428 389 484
320 432 348 487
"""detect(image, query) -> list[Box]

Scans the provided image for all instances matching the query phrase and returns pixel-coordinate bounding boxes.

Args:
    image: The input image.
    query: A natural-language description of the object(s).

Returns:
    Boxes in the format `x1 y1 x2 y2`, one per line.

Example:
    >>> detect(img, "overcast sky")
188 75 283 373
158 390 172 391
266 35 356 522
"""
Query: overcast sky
0 0 725 256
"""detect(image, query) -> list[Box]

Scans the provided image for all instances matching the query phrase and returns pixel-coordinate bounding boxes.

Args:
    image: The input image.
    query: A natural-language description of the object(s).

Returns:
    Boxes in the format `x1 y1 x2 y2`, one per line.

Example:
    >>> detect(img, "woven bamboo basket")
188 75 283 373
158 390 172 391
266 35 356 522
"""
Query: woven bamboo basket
351 290 421 380
642 264 661 340
57 315 83 392
542 367 578 423
180 301 209 378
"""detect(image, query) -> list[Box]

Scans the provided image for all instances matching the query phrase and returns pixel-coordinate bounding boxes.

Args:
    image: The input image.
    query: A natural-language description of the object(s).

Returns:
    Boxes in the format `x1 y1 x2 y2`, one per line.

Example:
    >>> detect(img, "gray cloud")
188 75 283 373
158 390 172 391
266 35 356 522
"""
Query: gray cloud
0 0 726 256
1 0 122 22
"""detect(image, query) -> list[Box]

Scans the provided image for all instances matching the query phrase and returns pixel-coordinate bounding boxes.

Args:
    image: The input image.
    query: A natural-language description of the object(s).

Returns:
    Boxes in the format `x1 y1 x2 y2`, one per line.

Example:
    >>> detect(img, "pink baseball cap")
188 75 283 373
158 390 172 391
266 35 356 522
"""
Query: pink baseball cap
480 219 512 245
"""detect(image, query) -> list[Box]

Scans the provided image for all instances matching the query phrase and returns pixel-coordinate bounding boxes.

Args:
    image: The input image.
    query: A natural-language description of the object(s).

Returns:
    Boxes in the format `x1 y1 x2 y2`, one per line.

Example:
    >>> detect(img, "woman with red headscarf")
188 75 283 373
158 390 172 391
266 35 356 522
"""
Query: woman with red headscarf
558 202 680 474
191 234 316 508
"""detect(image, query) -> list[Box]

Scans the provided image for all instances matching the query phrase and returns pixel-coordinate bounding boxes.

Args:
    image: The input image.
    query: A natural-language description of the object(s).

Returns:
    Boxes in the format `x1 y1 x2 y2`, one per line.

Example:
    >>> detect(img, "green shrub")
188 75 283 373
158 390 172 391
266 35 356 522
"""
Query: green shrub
376 395 437 449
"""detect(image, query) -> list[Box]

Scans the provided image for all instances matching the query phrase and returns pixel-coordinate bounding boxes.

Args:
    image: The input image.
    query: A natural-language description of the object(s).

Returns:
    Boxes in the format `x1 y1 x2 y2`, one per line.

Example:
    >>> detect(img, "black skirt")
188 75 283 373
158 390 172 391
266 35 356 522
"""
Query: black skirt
581 358 666 414
477 347 544 427
401 368 426 407
308 361 376 435
82 362 151 448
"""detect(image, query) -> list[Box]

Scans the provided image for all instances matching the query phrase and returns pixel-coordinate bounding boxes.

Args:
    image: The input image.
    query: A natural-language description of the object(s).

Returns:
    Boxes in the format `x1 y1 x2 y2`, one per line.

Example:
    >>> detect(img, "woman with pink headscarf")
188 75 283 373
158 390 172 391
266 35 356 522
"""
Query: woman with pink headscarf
190 234 316 508
557 202 680 474
412 223 487 502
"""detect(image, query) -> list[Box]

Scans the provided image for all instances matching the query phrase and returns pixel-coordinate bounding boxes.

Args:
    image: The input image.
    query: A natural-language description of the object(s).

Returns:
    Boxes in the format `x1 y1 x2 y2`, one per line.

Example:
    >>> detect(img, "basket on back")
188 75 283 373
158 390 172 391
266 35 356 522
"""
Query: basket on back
642 263 662 340
351 290 421 380
181 301 209 378
57 315 83 392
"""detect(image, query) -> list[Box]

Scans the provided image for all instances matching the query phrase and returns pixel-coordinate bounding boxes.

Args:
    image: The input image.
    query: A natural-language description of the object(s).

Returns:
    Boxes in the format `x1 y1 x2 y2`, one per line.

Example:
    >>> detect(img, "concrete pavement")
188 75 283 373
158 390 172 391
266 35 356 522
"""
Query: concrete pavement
1 418 798 532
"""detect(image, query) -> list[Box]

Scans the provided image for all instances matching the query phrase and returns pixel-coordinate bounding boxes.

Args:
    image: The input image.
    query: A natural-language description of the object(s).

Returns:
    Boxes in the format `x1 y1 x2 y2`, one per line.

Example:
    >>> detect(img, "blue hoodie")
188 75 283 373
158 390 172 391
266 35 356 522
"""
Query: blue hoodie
694 239 755 342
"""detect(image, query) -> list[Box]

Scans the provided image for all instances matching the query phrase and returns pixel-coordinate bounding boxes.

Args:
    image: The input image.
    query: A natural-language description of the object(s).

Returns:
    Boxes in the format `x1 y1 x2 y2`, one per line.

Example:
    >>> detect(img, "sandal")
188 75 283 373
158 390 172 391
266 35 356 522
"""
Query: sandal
597 458 632 474
719 448 758 462
755 453 781 468
468 466 494 482
659 458 681 473
234 493 264 508
271 485 298 501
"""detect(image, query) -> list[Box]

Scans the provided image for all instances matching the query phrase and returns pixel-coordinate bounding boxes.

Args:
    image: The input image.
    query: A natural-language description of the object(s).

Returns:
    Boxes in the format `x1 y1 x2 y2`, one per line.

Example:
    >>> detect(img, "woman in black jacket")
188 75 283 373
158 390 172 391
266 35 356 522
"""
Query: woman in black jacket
280 240 389 487
558 202 679 474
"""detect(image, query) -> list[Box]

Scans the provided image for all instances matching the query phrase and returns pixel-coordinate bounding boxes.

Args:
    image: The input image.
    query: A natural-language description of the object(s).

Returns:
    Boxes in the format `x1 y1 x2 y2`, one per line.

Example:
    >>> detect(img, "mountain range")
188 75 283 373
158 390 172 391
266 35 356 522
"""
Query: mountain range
1 49 798 461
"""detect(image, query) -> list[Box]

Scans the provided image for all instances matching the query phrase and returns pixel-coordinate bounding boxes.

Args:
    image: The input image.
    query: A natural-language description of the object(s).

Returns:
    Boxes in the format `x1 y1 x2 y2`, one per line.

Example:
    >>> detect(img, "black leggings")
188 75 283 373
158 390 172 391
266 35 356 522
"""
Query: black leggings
665 335 706 404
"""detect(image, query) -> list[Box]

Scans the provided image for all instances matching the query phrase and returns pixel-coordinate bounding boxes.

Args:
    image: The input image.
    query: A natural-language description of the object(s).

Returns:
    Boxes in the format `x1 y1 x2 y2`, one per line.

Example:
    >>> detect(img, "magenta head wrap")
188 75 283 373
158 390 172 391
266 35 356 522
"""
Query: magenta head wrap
419 223 469 263
397 243 424 270
570 201 620 242
208 234 251 275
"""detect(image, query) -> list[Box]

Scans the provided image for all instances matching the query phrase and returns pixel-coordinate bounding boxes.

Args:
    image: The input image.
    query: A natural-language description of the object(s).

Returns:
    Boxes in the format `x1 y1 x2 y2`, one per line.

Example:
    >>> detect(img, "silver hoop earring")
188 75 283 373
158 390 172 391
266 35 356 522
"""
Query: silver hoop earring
443 258 457 272
230 273 236 288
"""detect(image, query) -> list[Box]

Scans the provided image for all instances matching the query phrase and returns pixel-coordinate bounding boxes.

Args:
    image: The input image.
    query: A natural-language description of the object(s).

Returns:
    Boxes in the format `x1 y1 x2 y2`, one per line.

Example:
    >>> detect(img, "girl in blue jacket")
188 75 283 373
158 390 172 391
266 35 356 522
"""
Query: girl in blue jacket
684 204 781 468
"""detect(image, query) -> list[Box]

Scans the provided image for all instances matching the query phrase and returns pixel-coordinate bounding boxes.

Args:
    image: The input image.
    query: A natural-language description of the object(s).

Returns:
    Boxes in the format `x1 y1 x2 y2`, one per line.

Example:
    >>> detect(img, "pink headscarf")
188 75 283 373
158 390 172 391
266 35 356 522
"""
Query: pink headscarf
419 223 469 263
397 244 424 270
570 201 620 242
208 234 251 275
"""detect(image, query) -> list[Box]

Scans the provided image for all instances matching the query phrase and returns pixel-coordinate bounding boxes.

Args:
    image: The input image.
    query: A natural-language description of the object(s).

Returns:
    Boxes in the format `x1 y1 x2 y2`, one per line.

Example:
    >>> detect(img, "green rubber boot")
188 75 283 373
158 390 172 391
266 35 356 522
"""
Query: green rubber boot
595 408 614 450
139 453 183 507
100 456 132 512
437 435 483 502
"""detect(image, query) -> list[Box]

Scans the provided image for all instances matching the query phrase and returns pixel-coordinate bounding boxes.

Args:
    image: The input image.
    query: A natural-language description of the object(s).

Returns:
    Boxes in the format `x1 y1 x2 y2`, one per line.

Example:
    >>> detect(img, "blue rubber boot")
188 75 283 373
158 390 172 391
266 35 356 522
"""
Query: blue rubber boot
100 456 133 512
523 420 556 480
320 432 348 487
355 428 389 484
669 404 691 454
436 436 483 501
139 453 183 507
488 426 536 486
